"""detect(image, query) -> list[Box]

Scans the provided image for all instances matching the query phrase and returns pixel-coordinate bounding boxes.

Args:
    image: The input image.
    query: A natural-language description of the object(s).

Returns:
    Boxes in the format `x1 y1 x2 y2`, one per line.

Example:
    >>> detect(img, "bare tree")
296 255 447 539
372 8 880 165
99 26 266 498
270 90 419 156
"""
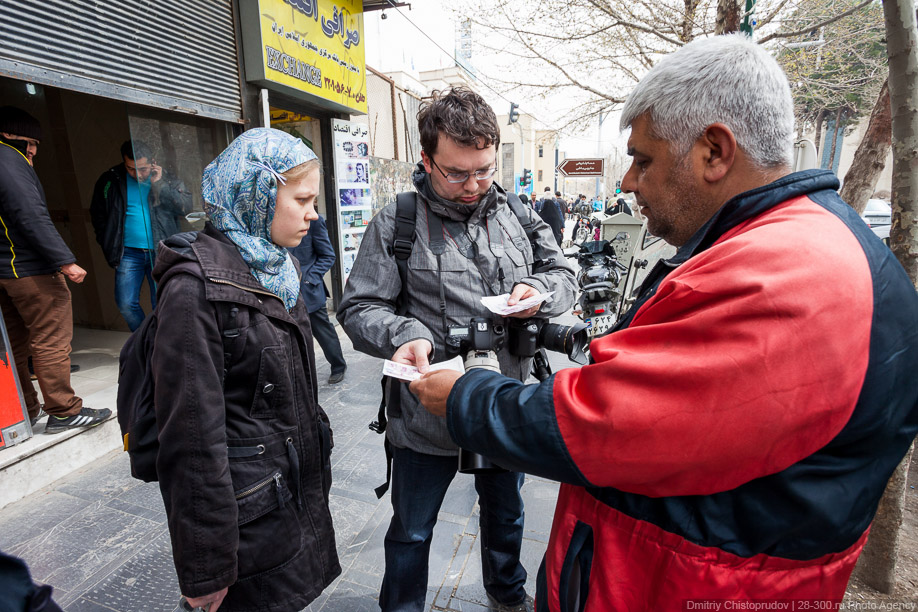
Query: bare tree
885 2 918 281
838 80 891 213
454 0 878 133
850 0 917 596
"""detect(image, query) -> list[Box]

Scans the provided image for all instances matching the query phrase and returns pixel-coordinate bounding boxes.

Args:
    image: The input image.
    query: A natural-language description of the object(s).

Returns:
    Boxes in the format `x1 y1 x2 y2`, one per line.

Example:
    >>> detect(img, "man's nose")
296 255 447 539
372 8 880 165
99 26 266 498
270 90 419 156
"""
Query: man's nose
621 165 637 193
462 174 479 191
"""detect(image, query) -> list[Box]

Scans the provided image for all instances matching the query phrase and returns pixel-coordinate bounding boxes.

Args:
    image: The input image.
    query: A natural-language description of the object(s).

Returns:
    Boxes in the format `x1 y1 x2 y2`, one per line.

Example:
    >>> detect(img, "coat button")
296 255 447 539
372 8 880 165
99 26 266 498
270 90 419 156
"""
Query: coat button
263 383 275 394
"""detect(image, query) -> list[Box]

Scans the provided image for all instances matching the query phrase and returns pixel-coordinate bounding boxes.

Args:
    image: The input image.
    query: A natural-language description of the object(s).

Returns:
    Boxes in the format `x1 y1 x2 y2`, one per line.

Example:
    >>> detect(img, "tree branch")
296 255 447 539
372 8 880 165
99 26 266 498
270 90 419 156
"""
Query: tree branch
758 0 873 43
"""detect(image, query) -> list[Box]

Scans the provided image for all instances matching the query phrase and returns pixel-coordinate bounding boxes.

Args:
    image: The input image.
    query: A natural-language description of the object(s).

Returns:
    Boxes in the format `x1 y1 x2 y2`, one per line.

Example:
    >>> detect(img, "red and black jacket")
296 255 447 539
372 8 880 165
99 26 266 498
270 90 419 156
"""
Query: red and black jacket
445 170 918 610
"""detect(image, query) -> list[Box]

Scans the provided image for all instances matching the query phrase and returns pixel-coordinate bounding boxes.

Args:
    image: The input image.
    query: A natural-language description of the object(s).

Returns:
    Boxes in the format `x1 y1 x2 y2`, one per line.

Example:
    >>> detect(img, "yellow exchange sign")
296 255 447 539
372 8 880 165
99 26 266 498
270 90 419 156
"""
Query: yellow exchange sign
243 0 367 114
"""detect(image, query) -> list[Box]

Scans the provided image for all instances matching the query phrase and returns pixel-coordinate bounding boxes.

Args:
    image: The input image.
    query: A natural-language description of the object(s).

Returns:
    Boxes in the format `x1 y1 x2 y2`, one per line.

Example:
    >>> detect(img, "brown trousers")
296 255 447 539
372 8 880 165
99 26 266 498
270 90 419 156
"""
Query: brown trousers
0 272 82 418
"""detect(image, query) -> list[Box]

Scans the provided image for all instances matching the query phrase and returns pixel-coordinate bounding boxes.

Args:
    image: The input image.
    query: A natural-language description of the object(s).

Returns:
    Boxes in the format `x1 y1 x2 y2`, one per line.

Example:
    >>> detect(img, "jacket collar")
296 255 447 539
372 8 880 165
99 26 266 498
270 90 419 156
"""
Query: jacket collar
186 224 306 323
670 169 840 266
614 170 842 334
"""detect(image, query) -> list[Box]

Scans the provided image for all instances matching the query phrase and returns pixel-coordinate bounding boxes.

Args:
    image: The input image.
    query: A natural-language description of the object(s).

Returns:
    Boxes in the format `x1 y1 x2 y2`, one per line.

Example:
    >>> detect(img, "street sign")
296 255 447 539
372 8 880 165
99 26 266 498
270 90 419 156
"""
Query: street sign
556 158 605 177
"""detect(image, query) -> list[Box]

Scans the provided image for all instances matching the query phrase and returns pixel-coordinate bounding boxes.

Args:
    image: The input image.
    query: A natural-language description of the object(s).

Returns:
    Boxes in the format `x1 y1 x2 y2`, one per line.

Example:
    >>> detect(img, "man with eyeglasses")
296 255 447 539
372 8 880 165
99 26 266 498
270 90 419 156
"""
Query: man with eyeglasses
338 86 576 612
90 140 191 330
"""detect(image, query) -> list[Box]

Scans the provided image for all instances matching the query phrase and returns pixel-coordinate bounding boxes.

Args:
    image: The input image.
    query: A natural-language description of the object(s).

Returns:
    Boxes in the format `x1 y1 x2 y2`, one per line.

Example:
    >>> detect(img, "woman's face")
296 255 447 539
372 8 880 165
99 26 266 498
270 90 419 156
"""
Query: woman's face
271 167 321 248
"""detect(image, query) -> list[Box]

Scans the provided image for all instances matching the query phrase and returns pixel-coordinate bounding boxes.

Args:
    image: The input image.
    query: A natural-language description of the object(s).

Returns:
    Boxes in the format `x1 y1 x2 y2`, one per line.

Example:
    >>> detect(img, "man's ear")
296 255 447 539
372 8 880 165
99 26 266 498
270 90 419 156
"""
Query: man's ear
700 123 737 183
420 150 433 175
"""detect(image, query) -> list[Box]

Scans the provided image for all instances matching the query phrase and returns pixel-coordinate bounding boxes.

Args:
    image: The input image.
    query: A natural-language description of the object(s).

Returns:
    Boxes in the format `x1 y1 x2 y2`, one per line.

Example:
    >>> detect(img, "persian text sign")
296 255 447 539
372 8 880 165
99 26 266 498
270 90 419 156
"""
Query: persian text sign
247 0 367 114
557 158 605 177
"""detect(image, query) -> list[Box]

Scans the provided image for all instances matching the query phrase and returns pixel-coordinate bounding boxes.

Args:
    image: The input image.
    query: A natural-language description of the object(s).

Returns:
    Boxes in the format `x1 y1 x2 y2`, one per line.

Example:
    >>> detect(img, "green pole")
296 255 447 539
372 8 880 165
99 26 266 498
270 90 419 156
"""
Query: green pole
740 0 757 35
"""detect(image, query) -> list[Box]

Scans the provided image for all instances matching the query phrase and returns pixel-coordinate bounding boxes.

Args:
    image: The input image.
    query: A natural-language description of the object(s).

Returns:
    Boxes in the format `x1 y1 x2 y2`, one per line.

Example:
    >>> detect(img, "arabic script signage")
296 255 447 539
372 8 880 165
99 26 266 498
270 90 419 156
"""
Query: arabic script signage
556 158 605 177
331 119 372 286
240 0 368 115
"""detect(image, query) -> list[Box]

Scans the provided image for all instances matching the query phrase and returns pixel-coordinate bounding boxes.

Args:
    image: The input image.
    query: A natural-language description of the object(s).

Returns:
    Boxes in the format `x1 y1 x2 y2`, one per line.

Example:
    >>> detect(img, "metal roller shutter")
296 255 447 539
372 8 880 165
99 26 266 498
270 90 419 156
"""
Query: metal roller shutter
0 0 242 122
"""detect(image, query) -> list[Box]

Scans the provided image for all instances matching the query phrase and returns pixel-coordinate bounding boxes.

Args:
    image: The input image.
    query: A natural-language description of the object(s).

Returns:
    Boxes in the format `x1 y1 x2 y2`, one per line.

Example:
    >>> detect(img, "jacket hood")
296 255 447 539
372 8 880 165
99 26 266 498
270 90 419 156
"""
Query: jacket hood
153 224 278 298
411 161 504 222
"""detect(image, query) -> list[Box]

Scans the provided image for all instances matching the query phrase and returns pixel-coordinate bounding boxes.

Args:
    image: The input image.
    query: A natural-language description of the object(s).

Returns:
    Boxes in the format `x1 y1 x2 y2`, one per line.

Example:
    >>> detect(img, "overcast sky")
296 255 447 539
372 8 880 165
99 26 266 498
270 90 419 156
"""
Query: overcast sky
362 2 630 158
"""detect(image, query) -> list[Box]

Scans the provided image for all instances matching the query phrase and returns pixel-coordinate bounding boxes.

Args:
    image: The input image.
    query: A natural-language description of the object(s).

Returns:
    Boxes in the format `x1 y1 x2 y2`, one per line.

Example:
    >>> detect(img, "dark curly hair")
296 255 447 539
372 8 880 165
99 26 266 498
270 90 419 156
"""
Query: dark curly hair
418 86 500 156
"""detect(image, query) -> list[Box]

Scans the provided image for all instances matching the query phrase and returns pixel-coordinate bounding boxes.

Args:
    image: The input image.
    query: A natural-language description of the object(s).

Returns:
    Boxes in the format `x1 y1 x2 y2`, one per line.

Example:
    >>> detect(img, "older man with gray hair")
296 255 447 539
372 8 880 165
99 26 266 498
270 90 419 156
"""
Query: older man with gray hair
412 34 918 608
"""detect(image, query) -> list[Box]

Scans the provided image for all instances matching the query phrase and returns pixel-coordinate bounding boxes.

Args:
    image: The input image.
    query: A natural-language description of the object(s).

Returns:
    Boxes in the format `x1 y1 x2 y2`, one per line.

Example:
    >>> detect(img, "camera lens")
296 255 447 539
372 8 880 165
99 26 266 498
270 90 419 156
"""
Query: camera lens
538 322 589 365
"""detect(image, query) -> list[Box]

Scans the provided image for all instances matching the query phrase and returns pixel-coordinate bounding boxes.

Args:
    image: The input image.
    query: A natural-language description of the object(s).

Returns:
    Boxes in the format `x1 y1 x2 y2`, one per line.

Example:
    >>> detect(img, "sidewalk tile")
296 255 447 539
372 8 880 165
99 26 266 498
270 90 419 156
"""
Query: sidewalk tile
81 530 178 612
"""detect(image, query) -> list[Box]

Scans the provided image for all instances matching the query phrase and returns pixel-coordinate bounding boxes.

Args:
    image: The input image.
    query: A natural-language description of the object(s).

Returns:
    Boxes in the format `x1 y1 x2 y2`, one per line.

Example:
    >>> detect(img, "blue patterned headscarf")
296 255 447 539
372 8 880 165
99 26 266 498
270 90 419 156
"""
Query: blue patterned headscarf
202 128 318 311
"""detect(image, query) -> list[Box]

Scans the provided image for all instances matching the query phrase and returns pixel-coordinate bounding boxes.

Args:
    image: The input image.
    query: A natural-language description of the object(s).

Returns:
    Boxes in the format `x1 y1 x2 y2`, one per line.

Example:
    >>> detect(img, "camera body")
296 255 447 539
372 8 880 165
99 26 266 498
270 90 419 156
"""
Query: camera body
445 316 588 474
445 318 505 357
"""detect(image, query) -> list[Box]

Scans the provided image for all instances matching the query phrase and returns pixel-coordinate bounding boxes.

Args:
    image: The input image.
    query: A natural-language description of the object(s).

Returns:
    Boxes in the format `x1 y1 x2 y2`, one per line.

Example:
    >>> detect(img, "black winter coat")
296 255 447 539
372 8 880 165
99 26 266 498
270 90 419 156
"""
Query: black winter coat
0 140 76 279
151 224 340 612
537 197 564 246
90 164 192 267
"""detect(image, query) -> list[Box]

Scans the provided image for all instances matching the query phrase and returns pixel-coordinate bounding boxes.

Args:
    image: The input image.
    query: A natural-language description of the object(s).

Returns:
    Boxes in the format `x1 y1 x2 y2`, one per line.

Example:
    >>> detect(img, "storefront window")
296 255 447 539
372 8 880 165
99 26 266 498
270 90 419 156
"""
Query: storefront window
127 111 231 240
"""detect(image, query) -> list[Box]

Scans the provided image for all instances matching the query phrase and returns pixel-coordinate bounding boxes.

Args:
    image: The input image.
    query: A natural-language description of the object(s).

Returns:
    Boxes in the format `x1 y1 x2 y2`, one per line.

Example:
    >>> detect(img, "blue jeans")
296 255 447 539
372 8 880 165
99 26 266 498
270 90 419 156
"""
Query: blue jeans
379 445 527 611
115 247 156 331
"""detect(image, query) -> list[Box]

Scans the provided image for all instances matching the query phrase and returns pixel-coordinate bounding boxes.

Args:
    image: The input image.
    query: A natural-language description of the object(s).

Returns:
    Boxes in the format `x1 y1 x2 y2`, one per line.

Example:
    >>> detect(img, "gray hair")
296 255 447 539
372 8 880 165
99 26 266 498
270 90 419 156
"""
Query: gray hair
620 34 794 168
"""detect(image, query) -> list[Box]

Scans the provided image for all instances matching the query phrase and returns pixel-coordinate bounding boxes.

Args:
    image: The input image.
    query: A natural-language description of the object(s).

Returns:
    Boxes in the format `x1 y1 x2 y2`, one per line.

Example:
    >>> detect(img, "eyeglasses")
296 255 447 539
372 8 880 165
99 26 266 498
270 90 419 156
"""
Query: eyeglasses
429 155 497 184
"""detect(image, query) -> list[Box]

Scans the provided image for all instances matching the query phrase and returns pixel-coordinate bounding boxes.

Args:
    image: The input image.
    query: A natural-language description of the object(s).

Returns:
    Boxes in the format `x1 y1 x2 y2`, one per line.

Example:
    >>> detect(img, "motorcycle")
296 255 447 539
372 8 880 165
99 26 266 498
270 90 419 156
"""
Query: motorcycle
567 239 628 337
572 211 606 245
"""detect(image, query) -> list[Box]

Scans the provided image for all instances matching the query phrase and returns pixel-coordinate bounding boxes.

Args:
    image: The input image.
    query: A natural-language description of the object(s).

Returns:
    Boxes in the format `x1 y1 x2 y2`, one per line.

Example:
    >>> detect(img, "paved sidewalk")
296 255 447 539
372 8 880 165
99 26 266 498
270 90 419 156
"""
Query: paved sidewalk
0 324 574 612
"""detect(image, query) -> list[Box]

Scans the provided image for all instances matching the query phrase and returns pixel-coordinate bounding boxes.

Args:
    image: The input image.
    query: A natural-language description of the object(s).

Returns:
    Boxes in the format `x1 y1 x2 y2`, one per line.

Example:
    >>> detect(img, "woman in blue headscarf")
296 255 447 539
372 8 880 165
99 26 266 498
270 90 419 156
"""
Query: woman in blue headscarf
150 128 340 612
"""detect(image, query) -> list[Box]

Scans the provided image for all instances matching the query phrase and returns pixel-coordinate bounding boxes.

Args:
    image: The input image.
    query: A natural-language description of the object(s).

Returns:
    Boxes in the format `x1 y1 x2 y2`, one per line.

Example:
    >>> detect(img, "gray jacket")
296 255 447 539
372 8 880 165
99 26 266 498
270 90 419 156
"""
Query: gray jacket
338 167 577 455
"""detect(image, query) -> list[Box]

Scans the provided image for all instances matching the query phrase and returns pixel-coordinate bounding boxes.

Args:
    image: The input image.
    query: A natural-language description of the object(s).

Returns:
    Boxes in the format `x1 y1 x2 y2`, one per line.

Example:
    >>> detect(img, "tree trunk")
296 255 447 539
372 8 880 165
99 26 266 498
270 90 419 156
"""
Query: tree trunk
827 107 843 170
814 109 826 156
839 80 892 214
853 0 918 596
715 0 742 34
884 0 918 281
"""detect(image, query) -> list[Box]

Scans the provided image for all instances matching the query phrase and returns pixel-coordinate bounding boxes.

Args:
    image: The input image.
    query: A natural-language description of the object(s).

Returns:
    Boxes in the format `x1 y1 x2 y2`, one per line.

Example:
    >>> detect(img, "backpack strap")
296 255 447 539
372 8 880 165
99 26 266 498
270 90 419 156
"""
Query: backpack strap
506 192 538 245
370 192 418 444
389 192 417 316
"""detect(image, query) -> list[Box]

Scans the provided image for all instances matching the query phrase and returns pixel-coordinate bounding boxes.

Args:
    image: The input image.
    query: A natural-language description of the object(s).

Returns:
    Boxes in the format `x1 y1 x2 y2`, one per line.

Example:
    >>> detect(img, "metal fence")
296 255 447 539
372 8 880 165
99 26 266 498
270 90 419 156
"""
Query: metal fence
363 66 422 165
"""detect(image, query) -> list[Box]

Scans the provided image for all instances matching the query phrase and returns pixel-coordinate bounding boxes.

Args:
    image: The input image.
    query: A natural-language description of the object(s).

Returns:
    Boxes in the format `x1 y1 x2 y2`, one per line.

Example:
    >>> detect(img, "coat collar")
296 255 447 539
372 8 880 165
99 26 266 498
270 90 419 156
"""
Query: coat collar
670 170 840 266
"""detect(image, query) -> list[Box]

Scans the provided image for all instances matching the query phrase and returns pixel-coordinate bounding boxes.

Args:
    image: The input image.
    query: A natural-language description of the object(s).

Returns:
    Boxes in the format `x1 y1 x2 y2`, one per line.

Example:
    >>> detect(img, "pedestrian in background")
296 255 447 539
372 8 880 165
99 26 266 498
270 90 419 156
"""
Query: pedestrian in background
288 214 347 384
90 140 192 331
0 106 109 433
537 186 564 247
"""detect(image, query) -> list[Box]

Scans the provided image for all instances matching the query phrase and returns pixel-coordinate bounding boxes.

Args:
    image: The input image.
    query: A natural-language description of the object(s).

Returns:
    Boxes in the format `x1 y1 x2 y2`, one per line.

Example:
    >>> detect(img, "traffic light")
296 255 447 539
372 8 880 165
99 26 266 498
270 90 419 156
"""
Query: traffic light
521 168 532 186
615 180 621 194
508 102 520 125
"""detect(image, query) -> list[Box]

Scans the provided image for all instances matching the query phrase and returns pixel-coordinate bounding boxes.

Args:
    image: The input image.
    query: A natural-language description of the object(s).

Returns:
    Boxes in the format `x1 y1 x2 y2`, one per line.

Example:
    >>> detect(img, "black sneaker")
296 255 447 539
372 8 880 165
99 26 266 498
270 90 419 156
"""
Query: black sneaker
328 368 346 384
487 594 534 612
45 407 112 434
29 406 46 427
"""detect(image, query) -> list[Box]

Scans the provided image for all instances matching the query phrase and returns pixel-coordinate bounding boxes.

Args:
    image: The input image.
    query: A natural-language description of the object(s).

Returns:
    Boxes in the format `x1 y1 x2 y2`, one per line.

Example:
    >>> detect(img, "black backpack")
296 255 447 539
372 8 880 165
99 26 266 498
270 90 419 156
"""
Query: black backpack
117 260 242 482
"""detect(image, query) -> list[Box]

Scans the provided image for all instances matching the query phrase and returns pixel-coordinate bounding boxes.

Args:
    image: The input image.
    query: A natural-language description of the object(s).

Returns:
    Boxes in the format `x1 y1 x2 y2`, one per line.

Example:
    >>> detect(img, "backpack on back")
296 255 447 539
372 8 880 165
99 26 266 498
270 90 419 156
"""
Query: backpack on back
117 258 242 482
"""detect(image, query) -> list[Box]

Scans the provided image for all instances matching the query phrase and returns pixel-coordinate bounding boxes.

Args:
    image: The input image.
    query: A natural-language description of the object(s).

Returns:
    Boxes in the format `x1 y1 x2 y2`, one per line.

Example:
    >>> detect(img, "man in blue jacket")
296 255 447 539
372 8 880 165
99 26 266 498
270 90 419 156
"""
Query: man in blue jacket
289 214 346 384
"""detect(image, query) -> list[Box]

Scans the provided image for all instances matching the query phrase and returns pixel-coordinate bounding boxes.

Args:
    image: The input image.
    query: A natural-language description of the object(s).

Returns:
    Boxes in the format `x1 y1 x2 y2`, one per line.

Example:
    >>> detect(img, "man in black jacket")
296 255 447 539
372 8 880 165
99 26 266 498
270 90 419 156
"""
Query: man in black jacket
90 140 191 330
0 106 110 432
605 197 633 216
